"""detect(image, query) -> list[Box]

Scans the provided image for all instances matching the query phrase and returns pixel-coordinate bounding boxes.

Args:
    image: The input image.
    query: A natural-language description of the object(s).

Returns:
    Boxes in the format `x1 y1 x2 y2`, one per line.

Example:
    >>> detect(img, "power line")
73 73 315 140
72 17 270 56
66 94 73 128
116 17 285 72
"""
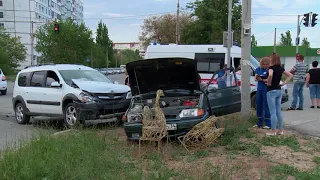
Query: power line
256 30 275 41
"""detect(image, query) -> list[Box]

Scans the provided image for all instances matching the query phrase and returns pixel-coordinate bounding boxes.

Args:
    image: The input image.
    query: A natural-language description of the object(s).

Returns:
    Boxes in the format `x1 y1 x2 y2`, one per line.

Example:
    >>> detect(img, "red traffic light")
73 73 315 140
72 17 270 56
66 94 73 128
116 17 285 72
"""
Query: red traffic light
54 23 59 33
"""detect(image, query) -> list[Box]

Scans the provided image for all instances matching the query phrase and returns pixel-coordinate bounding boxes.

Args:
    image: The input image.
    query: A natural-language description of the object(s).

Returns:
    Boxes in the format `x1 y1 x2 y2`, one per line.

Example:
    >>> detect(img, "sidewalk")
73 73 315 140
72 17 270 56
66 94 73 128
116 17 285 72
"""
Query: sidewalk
282 108 320 138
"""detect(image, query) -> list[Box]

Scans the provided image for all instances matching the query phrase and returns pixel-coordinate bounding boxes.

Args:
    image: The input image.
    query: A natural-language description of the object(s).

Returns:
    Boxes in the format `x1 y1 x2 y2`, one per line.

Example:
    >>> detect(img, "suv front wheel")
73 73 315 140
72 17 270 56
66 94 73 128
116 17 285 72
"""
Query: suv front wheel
15 103 31 124
64 103 79 128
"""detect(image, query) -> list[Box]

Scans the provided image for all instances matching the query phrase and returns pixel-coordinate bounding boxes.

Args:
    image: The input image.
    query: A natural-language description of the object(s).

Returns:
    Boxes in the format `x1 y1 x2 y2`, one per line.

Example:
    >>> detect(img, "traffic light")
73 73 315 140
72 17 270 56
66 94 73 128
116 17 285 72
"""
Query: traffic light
54 23 59 33
303 13 310 27
311 13 318 27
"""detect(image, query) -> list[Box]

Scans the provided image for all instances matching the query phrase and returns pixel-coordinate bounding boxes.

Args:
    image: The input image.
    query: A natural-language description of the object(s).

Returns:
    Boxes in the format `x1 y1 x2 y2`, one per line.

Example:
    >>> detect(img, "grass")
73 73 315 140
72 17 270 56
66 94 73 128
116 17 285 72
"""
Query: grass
261 136 300 151
0 113 319 179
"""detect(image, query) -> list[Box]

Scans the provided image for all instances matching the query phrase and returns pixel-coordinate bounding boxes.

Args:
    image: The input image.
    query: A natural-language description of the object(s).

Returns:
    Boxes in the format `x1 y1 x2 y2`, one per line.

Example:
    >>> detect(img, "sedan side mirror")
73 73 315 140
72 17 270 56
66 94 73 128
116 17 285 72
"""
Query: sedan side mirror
51 81 61 88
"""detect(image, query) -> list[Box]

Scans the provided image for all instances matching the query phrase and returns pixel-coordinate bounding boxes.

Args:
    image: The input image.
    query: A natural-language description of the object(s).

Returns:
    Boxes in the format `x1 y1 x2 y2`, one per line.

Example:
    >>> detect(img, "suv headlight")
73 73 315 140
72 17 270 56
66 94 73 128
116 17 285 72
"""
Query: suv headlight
79 92 95 103
178 108 204 118
126 91 132 99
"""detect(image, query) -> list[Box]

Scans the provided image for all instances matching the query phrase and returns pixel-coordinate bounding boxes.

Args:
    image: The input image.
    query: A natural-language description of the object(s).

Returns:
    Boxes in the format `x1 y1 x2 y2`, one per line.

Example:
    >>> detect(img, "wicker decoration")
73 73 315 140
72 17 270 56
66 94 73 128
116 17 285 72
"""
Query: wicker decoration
178 116 225 152
139 89 168 157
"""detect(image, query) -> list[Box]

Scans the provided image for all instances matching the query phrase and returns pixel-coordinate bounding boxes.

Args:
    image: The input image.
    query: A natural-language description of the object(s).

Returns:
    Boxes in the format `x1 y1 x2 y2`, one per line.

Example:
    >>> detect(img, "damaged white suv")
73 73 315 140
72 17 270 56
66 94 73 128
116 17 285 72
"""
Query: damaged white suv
12 64 131 127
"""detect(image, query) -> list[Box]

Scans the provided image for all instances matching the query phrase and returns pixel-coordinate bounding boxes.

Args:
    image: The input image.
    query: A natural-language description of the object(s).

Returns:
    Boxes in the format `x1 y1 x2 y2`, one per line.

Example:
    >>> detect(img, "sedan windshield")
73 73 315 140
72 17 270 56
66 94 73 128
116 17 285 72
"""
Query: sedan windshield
250 55 260 69
59 70 113 85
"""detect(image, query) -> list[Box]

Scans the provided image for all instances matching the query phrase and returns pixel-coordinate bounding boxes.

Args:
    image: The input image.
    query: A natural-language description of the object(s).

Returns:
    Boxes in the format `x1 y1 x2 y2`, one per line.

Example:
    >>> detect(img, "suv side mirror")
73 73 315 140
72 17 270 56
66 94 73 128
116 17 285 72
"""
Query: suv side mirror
51 81 61 87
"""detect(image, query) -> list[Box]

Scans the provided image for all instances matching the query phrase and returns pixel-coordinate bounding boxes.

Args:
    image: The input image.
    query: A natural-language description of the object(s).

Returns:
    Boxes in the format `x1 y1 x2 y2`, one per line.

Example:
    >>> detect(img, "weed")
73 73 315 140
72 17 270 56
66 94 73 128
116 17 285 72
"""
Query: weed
187 150 210 162
269 164 320 180
313 156 320 165
261 136 300 151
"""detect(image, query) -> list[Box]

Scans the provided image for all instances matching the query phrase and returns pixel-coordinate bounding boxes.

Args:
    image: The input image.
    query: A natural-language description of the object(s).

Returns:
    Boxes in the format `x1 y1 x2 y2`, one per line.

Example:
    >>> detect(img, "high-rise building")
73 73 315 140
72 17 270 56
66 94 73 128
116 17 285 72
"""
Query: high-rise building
0 0 83 68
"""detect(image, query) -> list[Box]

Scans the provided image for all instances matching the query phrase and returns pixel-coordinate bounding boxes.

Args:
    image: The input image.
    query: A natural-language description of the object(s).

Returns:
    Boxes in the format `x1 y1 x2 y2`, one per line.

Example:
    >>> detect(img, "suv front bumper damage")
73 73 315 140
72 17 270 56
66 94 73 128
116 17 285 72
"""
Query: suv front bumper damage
74 99 131 123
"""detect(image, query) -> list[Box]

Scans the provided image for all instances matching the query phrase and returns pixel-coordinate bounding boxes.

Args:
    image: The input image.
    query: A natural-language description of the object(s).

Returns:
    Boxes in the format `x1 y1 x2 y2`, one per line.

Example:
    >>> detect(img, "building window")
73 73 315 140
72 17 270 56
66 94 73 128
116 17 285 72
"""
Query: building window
0 12 3 18
0 1 3 7
0 23 4 28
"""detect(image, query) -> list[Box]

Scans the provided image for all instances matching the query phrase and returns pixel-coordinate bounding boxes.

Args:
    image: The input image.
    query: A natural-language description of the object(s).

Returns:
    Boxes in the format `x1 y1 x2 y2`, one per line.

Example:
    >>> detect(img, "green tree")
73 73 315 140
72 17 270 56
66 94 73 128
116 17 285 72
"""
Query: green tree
114 49 142 66
0 28 26 70
279 30 293 46
301 37 310 48
181 0 242 44
251 34 257 47
95 20 115 67
35 19 93 65
139 13 193 48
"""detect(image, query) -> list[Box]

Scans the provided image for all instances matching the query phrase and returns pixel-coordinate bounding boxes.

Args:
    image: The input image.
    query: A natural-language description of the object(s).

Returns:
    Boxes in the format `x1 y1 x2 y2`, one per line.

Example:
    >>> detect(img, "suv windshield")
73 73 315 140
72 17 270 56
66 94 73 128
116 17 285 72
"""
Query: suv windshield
59 70 113 85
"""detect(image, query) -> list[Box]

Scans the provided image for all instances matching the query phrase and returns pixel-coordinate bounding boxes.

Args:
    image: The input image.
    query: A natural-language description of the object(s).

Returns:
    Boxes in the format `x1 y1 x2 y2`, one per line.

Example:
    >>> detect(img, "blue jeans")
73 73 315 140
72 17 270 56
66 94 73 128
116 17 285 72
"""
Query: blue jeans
256 89 271 127
309 84 320 99
267 90 283 130
218 81 226 88
291 82 305 109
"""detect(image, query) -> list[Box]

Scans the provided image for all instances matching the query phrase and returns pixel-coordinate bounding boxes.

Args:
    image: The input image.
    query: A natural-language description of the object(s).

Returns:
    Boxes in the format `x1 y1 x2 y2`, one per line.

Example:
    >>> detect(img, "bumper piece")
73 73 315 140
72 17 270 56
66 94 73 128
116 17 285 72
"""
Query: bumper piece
74 99 130 122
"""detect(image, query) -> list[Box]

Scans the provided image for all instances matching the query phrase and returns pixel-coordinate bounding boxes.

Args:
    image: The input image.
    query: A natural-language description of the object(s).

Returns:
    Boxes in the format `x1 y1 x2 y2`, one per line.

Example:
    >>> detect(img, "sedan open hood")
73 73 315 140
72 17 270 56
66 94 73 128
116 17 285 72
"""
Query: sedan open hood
126 58 200 96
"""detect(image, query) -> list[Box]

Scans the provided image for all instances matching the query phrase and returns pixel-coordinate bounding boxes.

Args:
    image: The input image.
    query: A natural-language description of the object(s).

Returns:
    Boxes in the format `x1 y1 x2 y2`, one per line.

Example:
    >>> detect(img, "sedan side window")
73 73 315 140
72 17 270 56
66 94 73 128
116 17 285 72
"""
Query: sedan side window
46 71 60 87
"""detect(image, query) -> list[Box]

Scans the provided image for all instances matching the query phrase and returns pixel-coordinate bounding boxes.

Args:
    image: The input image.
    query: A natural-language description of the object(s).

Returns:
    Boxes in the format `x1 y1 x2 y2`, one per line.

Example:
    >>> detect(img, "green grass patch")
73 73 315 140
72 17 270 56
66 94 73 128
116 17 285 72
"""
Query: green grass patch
0 130 184 179
261 136 300 151
269 164 320 180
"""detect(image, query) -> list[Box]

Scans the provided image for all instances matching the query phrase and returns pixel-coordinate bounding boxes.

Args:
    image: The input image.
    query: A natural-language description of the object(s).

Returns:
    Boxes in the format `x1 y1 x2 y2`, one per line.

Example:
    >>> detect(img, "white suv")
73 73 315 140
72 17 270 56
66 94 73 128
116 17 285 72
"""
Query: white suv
0 68 7 95
12 64 131 127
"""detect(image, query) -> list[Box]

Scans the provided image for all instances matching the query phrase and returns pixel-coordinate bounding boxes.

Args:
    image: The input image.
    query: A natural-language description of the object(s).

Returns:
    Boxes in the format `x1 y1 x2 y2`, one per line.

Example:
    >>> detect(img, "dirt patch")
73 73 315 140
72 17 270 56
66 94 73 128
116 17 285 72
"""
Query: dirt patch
261 145 317 171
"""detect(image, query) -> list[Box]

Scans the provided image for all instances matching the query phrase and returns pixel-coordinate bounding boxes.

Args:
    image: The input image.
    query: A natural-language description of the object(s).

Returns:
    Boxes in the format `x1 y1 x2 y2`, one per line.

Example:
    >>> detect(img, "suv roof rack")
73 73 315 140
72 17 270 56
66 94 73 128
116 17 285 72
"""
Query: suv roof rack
24 63 55 69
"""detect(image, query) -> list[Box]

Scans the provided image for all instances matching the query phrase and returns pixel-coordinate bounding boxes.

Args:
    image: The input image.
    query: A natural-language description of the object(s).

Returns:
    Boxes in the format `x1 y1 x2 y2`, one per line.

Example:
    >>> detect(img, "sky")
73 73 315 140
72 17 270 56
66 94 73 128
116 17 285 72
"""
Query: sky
82 0 320 48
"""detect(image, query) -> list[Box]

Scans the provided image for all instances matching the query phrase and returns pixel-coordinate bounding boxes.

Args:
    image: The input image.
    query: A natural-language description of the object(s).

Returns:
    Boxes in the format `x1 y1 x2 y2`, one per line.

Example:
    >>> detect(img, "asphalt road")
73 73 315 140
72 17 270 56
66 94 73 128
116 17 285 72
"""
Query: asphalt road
0 74 125 150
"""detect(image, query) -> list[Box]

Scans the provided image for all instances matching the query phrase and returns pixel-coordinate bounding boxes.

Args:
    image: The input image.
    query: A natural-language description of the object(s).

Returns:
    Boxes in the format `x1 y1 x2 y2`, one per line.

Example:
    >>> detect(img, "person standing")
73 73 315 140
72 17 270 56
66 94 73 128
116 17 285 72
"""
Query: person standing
288 55 307 110
266 53 293 136
253 57 271 129
217 64 227 88
306 61 320 108
124 69 129 86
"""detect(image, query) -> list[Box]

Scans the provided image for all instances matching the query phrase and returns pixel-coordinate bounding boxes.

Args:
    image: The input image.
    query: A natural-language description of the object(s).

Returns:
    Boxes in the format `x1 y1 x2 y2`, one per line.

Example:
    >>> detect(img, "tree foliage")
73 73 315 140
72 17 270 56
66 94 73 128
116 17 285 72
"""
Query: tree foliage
251 34 257 47
35 19 93 65
278 30 292 46
0 28 26 70
114 49 142 66
96 21 115 67
301 37 310 48
139 13 193 48
181 0 242 44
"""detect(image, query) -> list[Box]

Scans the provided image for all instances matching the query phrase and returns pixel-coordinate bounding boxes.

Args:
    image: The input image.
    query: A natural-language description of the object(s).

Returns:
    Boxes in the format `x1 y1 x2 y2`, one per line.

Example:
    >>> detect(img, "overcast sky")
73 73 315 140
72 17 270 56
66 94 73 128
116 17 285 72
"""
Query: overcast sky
82 0 320 47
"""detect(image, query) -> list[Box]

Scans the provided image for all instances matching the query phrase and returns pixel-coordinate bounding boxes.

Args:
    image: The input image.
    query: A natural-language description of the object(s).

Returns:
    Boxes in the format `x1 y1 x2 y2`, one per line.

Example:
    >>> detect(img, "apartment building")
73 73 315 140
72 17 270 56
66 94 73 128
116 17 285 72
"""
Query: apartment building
113 42 145 58
0 0 83 68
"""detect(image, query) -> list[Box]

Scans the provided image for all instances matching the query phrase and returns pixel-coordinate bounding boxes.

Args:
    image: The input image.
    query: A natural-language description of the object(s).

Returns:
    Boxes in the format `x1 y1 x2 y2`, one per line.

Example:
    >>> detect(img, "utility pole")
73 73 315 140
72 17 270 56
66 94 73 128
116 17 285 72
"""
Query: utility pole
240 0 252 117
91 46 93 67
296 15 301 53
176 0 180 44
227 0 232 69
273 28 276 53
30 21 35 65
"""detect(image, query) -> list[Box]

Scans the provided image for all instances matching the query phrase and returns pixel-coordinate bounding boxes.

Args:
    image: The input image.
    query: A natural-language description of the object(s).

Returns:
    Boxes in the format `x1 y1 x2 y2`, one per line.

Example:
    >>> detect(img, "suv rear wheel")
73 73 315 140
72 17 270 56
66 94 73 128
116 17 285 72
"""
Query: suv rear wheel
0 89 6 95
64 103 79 128
15 103 31 124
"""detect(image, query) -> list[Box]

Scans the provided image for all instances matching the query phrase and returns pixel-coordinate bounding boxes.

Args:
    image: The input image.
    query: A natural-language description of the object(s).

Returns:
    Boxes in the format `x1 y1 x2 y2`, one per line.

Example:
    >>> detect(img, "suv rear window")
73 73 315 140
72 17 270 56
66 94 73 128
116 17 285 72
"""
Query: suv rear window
30 71 46 87
18 72 30 87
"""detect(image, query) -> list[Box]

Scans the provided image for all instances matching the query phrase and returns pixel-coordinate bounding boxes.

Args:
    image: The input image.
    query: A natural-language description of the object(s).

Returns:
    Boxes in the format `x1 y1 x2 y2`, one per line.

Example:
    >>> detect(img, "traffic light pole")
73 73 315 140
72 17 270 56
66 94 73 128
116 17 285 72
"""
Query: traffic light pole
241 0 252 117
296 15 300 54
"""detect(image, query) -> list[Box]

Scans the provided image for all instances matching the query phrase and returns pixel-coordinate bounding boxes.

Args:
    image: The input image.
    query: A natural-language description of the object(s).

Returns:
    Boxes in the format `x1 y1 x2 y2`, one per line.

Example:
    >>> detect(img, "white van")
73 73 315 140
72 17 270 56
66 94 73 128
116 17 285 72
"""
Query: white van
144 44 289 108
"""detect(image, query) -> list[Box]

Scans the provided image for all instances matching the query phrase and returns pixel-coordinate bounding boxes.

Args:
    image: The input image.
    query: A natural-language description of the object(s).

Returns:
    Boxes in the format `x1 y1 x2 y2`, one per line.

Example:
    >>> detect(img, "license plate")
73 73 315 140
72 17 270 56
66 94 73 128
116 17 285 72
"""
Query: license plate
166 124 177 130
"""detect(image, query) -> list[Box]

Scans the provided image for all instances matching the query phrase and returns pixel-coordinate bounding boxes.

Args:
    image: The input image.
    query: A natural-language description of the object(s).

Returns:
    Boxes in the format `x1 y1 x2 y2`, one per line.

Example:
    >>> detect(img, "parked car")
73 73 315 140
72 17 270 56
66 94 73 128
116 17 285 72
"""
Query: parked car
0 68 7 95
12 64 132 127
107 69 114 75
123 58 241 140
